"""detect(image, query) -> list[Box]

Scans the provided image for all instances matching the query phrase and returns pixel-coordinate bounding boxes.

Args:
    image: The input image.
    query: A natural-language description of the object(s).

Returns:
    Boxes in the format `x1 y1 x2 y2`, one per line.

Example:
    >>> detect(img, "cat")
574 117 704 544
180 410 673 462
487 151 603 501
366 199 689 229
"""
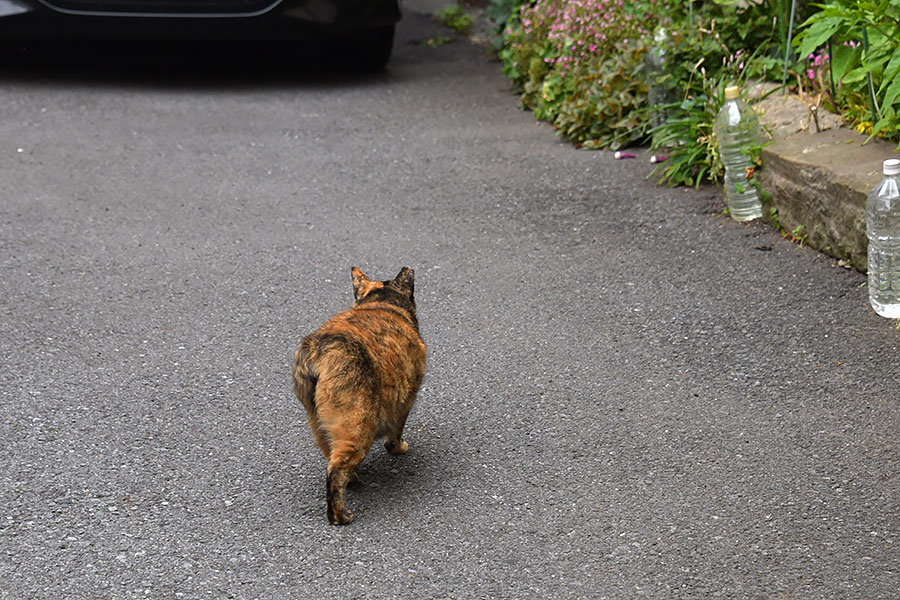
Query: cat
292 267 426 525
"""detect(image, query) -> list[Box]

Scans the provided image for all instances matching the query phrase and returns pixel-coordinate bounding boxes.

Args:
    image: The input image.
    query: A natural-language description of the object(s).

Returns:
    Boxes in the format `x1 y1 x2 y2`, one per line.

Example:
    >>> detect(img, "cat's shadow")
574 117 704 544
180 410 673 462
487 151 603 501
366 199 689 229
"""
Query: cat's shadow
288 436 449 526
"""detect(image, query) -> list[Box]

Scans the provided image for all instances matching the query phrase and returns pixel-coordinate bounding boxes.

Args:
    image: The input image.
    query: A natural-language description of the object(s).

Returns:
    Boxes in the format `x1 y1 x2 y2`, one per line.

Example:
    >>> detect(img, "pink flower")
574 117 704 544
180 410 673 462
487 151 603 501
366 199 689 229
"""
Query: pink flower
807 69 815 80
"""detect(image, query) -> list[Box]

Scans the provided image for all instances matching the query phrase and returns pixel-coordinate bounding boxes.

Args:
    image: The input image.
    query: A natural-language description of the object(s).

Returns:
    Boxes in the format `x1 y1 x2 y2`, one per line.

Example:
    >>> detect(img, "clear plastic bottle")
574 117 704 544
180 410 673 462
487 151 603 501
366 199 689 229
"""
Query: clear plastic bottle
866 158 900 318
645 28 672 130
714 86 763 222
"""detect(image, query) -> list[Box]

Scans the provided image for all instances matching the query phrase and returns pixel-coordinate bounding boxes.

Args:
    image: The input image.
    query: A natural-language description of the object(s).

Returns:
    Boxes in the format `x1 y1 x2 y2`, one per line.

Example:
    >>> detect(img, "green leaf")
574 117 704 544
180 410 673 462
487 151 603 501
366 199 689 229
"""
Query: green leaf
862 50 891 73
695 166 709 186
794 17 843 62
843 65 870 84
881 74 900 110
878 51 900 95
831 44 862 84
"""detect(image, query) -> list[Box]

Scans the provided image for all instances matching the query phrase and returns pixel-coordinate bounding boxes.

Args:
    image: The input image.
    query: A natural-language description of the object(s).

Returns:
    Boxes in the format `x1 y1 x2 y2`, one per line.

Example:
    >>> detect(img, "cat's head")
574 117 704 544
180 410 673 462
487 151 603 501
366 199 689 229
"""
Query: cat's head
351 267 416 312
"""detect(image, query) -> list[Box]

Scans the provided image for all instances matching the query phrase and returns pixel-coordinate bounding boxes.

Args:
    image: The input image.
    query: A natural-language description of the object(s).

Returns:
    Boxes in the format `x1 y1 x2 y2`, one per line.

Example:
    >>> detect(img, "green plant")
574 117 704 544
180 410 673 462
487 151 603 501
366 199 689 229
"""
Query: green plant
486 0 520 28
769 205 784 232
556 39 654 149
649 73 725 187
500 0 659 148
486 0 526 49
496 0 816 180
437 5 474 36
648 11 778 187
750 169 774 216
424 35 456 47
791 223 808 245
794 0 900 144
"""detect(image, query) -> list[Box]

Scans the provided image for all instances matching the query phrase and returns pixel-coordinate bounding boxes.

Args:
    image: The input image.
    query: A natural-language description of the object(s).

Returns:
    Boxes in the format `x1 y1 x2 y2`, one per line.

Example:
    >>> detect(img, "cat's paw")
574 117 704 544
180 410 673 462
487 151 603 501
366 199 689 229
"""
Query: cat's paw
328 507 355 525
385 439 408 455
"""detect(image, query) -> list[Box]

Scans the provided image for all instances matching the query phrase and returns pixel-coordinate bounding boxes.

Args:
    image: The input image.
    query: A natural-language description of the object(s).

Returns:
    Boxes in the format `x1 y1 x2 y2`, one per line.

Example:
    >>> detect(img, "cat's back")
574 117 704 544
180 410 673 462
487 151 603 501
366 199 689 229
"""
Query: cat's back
305 302 425 372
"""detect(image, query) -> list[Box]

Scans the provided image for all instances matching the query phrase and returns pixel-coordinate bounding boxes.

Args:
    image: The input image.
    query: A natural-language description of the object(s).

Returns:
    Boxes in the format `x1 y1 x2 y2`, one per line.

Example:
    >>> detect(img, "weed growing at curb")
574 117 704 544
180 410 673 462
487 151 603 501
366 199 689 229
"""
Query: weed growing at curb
424 35 456 47
437 5 474 36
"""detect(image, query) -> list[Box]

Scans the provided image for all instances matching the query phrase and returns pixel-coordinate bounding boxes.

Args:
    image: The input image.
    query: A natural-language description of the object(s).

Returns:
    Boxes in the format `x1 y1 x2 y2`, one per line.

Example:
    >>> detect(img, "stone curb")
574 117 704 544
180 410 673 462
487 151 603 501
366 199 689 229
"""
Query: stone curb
754 87 900 273
758 128 898 273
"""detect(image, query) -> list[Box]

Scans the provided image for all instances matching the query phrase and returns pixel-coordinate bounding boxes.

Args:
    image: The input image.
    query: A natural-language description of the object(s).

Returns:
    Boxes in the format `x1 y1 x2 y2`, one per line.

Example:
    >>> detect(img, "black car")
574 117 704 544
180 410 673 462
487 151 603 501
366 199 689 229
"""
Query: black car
0 0 401 68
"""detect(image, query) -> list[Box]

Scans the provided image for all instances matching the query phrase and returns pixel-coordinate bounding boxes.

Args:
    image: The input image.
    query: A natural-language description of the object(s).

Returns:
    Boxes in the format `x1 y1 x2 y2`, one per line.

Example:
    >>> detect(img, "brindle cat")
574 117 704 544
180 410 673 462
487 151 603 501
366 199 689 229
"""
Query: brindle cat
292 267 426 525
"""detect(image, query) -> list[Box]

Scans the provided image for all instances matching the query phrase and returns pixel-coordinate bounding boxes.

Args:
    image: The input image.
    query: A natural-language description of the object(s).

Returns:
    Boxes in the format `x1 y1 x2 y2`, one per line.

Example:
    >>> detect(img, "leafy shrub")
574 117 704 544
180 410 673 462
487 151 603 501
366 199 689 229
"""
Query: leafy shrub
500 0 661 148
486 0 527 49
497 0 894 187
794 0 900 144
555 39 655 149
647 10 778 187
650 73 726 187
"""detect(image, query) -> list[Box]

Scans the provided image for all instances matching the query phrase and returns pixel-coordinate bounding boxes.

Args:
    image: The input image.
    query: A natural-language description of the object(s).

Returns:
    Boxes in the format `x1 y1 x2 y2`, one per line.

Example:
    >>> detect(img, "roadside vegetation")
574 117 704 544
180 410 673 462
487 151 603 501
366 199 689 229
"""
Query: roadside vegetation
483 0 900 187
438 4 475 35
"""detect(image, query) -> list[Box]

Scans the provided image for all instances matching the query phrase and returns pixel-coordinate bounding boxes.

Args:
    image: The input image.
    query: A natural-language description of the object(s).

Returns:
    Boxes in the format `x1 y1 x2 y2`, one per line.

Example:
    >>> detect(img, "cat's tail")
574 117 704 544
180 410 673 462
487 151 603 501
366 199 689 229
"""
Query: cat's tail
292 340 319 413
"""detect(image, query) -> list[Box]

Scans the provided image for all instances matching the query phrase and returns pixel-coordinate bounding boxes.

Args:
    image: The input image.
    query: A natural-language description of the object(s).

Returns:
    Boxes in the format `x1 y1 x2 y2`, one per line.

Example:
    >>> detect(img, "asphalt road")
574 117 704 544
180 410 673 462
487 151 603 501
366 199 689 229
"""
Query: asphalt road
1 6 898 600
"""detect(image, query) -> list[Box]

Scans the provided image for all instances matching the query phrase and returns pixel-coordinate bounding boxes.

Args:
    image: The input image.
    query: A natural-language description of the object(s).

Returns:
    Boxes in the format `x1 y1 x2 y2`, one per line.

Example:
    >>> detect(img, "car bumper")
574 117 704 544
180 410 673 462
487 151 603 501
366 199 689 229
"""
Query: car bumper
0 0 401 40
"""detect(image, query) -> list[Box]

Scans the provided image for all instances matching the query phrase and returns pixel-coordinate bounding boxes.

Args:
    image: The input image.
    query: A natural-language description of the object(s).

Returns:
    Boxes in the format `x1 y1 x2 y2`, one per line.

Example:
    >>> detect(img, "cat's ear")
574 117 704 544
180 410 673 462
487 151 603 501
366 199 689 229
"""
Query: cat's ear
392 267 414 295
351 267 369 297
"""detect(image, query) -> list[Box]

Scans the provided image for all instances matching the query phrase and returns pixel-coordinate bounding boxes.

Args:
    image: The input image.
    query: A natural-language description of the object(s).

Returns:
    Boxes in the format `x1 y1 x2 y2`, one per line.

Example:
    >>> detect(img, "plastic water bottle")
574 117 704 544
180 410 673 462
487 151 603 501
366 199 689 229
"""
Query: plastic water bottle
645 28 672 130
714 86 763 222
866 158 900 318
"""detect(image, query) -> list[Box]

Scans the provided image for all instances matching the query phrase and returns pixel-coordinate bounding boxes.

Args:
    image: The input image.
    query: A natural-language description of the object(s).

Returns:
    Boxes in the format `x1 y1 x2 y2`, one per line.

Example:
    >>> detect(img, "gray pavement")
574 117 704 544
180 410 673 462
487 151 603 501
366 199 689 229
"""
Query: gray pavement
1 5 898 599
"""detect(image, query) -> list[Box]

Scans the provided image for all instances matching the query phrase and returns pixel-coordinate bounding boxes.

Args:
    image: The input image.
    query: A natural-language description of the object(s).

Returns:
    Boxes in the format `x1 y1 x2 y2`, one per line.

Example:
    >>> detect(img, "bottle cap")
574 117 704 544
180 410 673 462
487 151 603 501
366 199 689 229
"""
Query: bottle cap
884 158 900 176
724 86 740 100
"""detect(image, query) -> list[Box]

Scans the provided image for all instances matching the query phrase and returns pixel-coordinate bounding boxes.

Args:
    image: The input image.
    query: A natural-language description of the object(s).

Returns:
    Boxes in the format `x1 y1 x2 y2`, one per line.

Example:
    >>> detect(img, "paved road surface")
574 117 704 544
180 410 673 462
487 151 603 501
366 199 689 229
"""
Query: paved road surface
1 5 898 599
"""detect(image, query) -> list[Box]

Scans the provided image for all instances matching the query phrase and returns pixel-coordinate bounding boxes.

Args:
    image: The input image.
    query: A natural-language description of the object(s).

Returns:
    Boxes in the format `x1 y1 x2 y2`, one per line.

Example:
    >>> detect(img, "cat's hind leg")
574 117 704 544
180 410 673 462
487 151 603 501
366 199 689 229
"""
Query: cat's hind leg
319 404 376 525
